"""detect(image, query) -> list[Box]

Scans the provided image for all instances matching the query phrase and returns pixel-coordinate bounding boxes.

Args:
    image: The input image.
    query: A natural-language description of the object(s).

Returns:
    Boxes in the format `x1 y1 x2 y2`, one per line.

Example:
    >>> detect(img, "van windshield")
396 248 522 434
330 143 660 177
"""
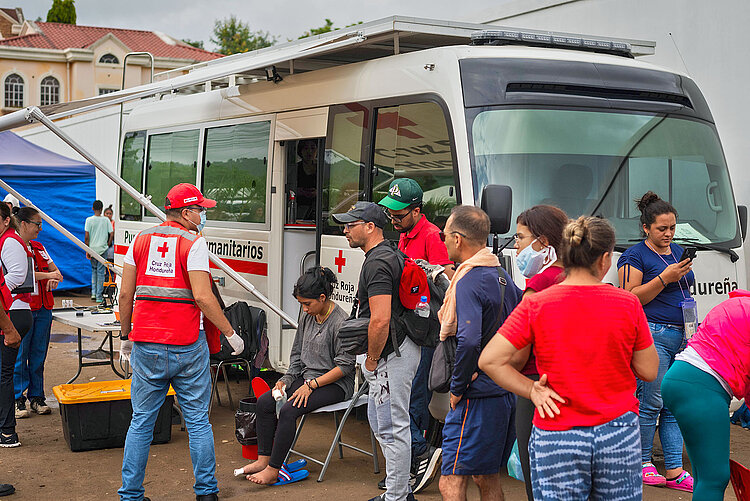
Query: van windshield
468 108 739 247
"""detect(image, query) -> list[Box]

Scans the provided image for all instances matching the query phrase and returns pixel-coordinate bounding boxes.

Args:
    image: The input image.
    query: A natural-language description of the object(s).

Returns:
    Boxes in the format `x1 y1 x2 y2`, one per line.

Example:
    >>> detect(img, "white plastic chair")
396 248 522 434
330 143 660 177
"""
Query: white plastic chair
286 354 380 482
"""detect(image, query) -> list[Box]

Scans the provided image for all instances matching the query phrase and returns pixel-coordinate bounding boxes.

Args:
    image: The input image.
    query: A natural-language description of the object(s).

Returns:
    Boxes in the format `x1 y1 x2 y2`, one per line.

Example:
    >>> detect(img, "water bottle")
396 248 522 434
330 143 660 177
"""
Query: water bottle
272 387 287 417
415 295 430 318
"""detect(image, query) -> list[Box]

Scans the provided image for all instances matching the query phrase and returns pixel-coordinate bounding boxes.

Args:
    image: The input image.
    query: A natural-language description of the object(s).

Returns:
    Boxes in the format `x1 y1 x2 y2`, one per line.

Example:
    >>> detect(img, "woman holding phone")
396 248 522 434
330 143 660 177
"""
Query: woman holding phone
618 191 695 492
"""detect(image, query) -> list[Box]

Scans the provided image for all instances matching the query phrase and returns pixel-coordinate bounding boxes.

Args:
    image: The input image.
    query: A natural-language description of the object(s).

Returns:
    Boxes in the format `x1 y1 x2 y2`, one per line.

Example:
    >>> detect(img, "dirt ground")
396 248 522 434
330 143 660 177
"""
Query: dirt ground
1 294 746 500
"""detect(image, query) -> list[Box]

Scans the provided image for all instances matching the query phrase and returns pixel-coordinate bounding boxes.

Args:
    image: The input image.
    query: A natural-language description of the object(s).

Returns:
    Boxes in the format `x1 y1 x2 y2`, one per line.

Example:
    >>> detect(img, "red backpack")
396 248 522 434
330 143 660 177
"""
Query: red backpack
398 254 430 309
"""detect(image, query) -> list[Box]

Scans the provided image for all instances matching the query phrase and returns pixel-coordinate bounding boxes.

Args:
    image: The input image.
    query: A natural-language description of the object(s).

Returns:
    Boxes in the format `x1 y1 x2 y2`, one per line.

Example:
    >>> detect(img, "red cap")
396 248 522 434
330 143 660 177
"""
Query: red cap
164 183 216 209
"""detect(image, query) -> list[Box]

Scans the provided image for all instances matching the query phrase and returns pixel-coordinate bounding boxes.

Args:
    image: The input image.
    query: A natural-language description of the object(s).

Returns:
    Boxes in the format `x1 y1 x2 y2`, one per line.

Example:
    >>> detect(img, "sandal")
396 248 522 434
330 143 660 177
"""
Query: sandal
642 462 666 487
272 464 309 486
666 471 694 492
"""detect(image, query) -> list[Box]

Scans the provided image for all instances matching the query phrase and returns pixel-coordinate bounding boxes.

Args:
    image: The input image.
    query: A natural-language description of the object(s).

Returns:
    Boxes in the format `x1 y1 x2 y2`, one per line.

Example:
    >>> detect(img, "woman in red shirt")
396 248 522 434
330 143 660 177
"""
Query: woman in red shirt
479 216 658 501
511 204 568 501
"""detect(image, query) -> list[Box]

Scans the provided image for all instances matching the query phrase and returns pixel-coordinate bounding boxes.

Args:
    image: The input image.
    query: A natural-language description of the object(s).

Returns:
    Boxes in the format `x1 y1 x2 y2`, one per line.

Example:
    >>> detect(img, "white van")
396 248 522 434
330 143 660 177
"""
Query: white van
112 19 746 371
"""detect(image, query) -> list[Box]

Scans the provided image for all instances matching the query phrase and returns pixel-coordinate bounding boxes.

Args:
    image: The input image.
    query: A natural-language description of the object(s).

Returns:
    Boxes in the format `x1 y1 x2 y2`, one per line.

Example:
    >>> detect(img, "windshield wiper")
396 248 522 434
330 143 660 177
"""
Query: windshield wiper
673 238 739 263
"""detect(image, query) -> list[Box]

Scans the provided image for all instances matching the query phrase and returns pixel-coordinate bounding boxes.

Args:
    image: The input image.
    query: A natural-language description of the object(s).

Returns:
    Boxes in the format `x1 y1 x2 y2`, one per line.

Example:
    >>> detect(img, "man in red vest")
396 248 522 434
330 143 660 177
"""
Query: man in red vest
117 183 244 501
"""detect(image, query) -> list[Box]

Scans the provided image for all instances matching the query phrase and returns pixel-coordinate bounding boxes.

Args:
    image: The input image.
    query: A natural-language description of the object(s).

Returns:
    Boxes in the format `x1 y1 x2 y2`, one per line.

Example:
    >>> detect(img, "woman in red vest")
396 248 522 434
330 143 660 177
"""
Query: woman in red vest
0 203 33 448
13 207 62 417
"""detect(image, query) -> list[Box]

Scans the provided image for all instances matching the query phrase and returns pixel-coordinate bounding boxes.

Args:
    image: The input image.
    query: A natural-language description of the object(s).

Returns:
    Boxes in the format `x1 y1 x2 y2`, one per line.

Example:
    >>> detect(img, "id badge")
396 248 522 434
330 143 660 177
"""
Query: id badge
680 298 698 339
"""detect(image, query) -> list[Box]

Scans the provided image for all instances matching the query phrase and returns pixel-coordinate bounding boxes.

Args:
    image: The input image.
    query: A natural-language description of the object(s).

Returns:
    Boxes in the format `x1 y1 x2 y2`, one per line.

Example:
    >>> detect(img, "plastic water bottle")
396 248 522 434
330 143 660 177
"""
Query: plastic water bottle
415 295 430 318
273 387 287 417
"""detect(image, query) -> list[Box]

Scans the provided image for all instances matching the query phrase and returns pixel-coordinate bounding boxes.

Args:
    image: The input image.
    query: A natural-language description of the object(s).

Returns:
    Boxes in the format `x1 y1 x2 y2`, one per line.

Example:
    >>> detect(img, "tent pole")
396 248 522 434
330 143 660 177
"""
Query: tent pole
24 107 298 329
0 178 119 276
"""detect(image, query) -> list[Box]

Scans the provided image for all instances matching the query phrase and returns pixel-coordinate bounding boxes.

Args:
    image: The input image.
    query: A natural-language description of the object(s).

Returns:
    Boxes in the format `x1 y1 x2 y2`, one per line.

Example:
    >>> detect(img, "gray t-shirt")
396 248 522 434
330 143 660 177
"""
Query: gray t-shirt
279 304 355 399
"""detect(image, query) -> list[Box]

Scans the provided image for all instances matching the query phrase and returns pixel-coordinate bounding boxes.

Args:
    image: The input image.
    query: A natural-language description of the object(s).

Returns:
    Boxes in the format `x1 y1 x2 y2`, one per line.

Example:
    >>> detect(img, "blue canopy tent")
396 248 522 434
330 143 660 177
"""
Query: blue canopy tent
0 131 97 291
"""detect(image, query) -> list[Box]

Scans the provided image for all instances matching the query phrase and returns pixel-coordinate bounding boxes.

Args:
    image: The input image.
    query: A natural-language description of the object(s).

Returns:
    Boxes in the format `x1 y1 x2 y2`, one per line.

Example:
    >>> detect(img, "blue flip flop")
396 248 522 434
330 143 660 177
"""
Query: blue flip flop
283 459 307 473
272 465 309 486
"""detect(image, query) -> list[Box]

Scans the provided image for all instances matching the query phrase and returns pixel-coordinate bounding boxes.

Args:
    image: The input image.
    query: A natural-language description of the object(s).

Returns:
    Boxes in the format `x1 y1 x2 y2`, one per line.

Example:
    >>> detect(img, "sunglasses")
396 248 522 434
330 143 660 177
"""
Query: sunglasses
439 230 466 242
344 221 366 230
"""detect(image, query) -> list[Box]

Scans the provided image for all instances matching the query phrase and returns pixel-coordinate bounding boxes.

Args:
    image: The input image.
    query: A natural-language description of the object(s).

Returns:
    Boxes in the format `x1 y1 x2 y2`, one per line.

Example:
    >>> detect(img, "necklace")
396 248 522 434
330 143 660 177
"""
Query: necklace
316 302 334 324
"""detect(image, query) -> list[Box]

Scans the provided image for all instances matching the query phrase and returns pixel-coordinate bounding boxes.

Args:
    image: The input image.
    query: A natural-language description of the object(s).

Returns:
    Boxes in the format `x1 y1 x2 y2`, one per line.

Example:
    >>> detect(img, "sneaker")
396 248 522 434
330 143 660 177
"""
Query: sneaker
30 398 51 415
15 399 29 419
411 446 442 493
368 494 416 501
642 462 666 486
0 433 20 448
91 295 97 301
666 471 694 492
0 483 15 496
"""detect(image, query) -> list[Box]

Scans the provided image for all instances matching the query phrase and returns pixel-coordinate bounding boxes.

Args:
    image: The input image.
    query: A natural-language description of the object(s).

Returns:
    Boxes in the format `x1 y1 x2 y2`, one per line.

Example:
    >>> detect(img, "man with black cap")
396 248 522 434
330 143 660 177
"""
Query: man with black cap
333 201 420 501
118 183 244 501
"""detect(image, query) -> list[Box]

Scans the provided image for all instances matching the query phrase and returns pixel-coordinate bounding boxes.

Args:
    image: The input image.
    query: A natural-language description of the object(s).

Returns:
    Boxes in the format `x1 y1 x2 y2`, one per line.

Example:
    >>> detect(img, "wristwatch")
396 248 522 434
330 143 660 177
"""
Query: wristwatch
305 379 315 390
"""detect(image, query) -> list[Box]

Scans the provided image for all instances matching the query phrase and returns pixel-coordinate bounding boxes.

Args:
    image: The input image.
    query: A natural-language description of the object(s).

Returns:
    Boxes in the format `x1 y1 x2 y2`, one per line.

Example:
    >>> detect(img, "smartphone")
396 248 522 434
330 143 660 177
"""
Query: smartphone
679 246 697 262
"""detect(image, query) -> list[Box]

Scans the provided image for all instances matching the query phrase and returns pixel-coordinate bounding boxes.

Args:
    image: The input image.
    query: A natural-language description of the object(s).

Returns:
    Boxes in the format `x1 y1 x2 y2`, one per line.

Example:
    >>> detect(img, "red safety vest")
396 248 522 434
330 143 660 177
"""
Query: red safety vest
29 240 54 311
130 221 201 345
0 268 13 312
0 229 32 305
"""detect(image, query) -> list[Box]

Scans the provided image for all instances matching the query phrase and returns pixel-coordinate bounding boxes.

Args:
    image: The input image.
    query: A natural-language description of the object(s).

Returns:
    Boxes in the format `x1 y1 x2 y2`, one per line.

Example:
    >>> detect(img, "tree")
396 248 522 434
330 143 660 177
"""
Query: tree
210 15 276 55
46 0 76 24
298 19 334 39
182 39 204 50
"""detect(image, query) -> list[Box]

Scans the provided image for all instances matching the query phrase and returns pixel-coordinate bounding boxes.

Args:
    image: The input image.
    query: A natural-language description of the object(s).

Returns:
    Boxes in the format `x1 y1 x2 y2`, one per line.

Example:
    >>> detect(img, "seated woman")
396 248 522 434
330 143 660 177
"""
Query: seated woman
240 266 354 485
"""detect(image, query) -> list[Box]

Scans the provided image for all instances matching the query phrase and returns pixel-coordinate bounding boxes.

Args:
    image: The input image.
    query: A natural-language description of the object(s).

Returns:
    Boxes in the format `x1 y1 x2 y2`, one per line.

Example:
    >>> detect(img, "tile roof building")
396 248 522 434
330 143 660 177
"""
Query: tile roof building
0 8 222 114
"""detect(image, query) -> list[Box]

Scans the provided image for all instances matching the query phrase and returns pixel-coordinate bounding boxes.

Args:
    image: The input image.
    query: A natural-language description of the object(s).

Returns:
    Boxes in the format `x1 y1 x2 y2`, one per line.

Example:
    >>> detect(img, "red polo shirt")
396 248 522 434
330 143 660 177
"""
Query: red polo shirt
398 215 452 265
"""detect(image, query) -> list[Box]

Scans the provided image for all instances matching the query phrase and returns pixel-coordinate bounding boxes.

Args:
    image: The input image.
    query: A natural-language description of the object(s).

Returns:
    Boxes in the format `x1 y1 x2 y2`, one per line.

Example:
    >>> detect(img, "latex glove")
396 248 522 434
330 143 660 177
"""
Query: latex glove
226 331 244 356
119 339 133 363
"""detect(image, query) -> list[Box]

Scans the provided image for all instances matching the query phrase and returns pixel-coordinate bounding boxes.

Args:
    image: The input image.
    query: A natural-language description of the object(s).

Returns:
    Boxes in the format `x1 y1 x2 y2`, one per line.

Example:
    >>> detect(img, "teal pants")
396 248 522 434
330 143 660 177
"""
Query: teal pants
662 361 732 501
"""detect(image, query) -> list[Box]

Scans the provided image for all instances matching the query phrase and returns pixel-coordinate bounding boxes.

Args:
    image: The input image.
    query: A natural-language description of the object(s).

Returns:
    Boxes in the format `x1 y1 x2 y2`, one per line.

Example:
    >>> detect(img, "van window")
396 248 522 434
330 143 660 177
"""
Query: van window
372 101 456 228
145 129 199 210
286 138 323 224
322 105 368 233
202 121 271 223
120 131 145 220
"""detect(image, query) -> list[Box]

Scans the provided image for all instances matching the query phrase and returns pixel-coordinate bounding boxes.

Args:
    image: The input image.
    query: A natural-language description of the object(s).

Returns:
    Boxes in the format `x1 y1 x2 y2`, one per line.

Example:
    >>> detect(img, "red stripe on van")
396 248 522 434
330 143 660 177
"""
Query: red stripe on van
113 245 267 276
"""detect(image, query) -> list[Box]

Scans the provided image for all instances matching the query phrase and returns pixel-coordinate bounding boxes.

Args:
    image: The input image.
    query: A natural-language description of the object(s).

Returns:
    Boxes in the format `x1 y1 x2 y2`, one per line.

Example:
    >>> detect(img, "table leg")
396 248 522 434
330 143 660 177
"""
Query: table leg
66 327 84 384
108 331 127 379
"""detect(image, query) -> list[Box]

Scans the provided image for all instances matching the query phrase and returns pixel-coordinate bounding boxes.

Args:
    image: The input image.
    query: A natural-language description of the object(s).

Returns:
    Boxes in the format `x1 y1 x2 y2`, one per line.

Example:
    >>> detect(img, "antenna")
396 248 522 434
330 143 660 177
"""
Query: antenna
668 32 690 76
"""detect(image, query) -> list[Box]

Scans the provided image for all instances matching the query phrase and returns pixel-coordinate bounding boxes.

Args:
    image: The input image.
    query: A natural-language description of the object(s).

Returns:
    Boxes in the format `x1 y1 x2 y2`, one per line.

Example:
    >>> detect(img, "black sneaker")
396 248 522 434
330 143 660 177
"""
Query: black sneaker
368 494 417 501
30 398 51 415
411 446 442 493
15 399 29 419
0 433 20 448
0 483 14 497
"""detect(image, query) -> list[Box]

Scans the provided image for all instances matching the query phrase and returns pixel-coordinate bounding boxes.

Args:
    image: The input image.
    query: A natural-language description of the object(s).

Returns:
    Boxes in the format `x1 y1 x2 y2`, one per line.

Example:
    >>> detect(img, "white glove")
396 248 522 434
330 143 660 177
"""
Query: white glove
119 339 133 363
226 331 244 356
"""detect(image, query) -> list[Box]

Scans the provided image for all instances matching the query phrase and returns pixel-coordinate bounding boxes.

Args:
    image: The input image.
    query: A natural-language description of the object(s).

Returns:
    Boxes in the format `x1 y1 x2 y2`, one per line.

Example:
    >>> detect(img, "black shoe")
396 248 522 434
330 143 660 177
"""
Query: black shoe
196 494 218 501
369 490 417 500
0 483 14 497
0 433 20 448
411 446 442 493
377 476 386 490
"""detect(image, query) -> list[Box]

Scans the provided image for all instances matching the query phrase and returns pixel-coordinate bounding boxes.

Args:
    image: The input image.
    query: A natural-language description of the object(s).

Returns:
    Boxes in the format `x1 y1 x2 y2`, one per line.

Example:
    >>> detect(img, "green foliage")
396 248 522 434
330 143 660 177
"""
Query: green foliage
210 15 277 55
182 39 204 50
298 18 334 39
46 0 76 24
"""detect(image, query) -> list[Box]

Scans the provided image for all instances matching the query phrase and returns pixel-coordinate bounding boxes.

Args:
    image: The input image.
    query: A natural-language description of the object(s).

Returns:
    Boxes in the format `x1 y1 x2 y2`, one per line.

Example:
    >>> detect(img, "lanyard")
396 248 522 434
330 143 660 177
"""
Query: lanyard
645 240 689 300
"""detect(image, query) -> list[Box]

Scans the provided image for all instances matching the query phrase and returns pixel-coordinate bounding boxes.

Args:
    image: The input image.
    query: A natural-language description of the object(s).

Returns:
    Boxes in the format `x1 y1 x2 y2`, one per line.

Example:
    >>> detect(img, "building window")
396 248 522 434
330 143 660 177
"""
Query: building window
98 88 118 95
99 53 119 64
4 73 24 108
40 76 60 106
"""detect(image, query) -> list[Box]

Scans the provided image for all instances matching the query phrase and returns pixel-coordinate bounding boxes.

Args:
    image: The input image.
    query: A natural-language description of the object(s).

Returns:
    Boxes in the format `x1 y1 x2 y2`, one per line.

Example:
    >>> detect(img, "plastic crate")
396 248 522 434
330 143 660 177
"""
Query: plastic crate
53 380 175 452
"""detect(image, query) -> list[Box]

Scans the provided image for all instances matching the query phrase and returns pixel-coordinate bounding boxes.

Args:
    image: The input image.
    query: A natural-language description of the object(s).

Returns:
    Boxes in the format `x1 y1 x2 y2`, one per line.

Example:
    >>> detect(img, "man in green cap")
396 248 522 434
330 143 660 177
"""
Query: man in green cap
379 178 453 494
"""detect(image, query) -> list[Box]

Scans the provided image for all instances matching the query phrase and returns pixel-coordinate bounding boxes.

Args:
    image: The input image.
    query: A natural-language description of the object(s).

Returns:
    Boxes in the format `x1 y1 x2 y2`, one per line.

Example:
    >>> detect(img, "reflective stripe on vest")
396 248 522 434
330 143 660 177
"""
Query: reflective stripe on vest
135 285 195 302
0 229 32 305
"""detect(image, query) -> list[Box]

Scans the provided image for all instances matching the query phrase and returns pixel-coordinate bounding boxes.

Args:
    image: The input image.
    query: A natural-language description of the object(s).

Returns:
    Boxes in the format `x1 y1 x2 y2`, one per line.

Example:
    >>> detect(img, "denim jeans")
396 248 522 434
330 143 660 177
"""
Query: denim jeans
409 345 434 458
91 252 107 302
14 307 51 400
637 321 686 470
119 332 217 500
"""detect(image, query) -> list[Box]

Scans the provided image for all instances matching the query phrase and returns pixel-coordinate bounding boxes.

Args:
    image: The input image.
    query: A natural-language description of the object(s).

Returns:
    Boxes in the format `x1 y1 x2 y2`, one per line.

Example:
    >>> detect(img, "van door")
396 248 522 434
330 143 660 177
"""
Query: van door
270 108 328 369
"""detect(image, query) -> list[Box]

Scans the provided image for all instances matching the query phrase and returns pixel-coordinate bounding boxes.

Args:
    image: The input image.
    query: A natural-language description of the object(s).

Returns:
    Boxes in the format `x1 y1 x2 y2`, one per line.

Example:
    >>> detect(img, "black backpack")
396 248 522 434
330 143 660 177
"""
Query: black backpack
428 267 508 393
211 301 262 362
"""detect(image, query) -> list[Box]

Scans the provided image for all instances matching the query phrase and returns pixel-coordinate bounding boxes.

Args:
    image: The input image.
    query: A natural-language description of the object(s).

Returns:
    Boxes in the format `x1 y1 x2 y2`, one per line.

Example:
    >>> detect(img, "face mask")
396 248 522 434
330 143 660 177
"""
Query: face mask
196 211 206 233
516 239 557 278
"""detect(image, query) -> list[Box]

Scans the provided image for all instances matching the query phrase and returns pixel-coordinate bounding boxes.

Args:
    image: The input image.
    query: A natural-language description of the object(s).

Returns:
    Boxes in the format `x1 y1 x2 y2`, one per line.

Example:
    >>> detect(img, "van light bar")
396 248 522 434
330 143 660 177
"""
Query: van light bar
471 30 633 58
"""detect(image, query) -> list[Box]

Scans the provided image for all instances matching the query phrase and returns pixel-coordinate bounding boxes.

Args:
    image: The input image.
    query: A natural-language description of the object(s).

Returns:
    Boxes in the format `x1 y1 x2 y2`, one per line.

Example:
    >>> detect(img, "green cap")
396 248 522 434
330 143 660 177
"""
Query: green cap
378 178 423 211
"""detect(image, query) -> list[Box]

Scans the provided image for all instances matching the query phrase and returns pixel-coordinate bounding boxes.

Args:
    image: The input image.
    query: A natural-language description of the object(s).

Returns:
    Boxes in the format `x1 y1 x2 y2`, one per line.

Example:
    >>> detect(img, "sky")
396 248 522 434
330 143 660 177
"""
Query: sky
18 0 511 51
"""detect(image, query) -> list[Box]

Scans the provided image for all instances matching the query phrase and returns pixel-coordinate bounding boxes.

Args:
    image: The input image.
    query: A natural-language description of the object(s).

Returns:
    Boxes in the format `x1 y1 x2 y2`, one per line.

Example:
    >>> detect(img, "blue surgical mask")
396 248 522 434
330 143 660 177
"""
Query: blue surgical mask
516 239 556 278
196 211 206 232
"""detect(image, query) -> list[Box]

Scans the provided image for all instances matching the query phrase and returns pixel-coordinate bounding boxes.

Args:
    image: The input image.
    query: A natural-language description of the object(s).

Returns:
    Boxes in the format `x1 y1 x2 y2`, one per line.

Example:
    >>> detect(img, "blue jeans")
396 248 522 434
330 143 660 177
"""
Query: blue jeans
410 345 434 458
91 252 107 301
14 307 51 400
637 321 686 470
119 332 217 500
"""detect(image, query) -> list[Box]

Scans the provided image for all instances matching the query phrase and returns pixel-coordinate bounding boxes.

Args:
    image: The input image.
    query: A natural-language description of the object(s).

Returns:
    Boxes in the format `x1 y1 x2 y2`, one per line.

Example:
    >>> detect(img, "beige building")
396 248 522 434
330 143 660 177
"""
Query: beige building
0 8 221 115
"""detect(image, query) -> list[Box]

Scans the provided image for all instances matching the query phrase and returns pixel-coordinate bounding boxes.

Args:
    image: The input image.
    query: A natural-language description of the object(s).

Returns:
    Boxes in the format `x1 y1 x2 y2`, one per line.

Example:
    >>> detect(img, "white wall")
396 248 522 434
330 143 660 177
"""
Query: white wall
474 0 750 279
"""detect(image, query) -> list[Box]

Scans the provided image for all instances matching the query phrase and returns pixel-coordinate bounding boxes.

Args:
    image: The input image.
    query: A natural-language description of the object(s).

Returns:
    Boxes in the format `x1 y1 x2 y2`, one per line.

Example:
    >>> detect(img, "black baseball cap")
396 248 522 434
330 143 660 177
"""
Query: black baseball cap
331 201 388 228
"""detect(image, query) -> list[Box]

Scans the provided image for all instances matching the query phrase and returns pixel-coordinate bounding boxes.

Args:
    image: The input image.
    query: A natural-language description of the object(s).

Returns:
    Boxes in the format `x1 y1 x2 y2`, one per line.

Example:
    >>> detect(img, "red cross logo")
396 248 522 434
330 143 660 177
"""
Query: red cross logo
157 242 169 258
334 249 346 274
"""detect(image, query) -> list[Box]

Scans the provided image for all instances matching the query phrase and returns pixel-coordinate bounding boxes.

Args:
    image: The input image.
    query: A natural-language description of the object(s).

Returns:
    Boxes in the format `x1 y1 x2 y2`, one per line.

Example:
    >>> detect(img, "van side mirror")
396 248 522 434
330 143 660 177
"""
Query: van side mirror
739 205 747 241
480 184 512 235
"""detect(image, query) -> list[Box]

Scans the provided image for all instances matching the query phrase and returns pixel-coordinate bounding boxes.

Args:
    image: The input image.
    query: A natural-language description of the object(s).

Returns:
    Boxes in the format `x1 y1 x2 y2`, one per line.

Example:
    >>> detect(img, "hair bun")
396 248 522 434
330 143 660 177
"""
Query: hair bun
636 191 661 213
565 216 588 247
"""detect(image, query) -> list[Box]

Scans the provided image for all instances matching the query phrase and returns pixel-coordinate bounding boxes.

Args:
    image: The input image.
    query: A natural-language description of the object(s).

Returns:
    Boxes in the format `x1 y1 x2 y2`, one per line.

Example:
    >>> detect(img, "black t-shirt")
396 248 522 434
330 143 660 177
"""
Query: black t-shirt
354 240 405 358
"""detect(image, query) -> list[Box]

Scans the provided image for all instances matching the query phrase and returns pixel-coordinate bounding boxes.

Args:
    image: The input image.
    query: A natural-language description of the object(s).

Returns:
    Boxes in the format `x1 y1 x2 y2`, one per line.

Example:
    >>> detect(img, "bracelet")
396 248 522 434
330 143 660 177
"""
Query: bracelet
366 354 380 363
314 378 320 389
657 275 667 288
305 379 314 391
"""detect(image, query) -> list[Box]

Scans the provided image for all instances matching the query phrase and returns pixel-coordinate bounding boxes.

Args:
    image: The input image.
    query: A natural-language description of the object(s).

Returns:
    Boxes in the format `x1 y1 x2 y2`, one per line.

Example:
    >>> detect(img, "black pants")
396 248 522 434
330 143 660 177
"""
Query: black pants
1 310 33 435
515 374 540 501
256 377 345 469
